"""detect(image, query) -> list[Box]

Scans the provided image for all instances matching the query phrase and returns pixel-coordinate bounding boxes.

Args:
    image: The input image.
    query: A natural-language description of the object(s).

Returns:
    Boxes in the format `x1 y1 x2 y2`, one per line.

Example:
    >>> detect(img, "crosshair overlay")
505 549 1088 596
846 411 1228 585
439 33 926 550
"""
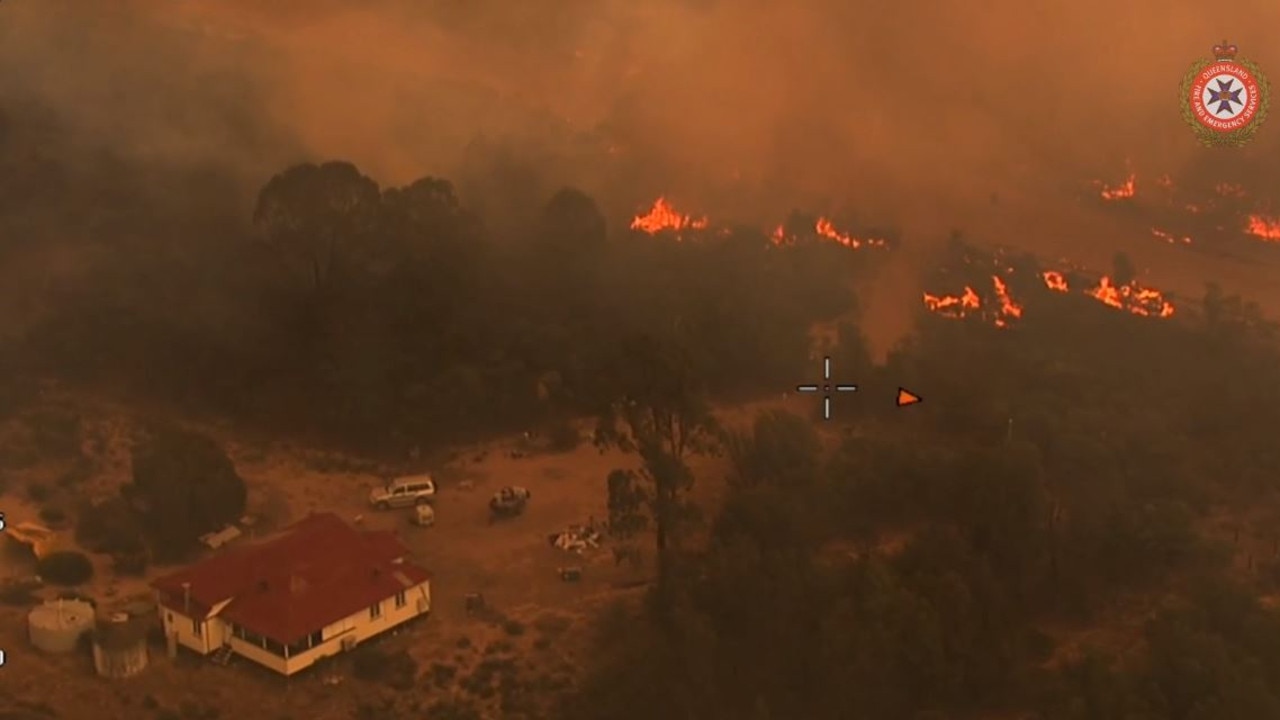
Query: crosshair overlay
796 356 857 420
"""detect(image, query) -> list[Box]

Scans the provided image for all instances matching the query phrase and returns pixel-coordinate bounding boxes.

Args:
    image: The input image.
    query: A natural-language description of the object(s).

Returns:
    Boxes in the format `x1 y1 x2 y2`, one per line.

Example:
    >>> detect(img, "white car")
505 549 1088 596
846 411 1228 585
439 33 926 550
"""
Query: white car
369 475 436 510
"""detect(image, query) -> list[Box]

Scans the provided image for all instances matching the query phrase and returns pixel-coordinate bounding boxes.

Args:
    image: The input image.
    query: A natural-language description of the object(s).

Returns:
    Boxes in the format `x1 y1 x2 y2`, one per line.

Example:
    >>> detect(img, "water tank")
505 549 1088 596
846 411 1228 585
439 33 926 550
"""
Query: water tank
92 612 149 679
28 599 95 653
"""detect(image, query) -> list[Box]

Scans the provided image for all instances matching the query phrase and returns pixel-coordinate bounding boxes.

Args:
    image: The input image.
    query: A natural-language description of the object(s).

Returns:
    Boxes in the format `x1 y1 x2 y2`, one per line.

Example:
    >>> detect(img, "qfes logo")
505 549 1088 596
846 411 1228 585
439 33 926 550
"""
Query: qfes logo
1181 41 1271 147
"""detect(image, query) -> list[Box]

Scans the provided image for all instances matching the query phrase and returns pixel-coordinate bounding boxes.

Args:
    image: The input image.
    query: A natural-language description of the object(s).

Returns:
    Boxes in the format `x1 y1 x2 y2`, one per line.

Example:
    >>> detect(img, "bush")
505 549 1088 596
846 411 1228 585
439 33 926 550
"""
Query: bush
112 549 149 576
351 646 418 690
37 550 94 586
0 581 39 606
75 497 146 555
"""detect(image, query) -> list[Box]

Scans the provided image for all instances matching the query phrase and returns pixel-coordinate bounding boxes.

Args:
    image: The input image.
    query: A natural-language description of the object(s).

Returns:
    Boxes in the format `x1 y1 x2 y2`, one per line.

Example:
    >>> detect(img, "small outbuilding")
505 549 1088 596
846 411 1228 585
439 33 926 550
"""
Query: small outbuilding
92 612 150 679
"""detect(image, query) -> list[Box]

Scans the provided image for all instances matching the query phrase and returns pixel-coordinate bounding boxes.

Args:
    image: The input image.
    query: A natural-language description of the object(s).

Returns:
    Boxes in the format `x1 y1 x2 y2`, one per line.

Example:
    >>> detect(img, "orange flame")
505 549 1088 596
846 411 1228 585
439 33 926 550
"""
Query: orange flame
1086 277 1175 318
923 286 981 317
814 217 886 249
1041 271 1068 292
1042 270 1173 317
1099 173 1136 200
922 276 1022 327
630 197 709 234
990 275 1023 327
770 218 886 249
1151 227 1192 245
1245 215 1280 241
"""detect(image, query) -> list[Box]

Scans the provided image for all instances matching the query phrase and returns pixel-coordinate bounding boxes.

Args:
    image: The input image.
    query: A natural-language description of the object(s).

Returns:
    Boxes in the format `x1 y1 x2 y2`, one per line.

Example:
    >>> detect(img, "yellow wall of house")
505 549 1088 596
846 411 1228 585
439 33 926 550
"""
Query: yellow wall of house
227 635 289 673
160 606 219 655
164 581 432 676
283 581 431 675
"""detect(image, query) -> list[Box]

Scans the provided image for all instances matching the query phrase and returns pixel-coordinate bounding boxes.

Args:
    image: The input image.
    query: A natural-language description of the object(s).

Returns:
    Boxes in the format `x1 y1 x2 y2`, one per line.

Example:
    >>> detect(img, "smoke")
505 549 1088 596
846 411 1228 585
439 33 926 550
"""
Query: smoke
4 0 1280 347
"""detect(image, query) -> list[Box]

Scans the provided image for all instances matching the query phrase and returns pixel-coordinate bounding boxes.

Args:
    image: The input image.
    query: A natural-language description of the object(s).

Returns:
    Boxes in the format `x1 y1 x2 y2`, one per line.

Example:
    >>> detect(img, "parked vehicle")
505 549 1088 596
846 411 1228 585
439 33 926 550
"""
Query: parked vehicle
489 486 531 519
369 475 436 510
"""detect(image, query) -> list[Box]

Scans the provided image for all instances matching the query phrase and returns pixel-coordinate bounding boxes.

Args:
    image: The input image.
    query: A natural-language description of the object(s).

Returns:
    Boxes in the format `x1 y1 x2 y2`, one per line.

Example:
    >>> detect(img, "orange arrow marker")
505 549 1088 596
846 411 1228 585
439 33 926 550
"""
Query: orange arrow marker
896 388 922 407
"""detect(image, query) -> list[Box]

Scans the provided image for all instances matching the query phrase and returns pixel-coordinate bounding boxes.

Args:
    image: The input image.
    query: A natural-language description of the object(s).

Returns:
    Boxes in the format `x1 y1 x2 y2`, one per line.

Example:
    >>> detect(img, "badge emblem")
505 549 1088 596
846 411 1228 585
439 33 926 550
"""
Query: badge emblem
1181 41 1270 147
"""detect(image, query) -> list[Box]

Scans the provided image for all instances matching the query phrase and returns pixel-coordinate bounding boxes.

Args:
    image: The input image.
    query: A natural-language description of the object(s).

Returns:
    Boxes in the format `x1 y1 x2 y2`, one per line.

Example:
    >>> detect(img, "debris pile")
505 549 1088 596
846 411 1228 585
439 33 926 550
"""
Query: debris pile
548 522 604 554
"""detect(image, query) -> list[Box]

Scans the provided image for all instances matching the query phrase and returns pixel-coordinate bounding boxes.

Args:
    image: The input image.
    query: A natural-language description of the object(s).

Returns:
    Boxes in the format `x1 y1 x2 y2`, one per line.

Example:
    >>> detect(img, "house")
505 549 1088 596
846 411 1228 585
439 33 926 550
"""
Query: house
151 512 430 676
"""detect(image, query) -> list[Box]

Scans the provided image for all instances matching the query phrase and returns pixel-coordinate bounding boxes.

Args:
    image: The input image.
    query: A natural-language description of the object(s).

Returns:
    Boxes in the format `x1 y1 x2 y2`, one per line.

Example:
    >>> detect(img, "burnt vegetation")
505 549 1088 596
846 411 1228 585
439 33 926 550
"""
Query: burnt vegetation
4 99 1280 718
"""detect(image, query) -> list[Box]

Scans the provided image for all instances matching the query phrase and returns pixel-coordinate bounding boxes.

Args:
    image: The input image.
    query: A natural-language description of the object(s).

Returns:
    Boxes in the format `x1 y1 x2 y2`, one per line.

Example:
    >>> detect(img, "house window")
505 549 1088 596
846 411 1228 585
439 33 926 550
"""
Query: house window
369 601 382 619
395 590 407 609
192 618 203 637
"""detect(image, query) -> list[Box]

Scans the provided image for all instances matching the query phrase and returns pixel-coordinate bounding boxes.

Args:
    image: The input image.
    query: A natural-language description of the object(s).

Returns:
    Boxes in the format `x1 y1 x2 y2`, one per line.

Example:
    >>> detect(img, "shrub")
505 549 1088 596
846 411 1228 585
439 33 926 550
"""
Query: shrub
112 549 149 576
351 646 418 690
75 497 146 555
37 550 94 586
0 581 38 606
432 662 458 687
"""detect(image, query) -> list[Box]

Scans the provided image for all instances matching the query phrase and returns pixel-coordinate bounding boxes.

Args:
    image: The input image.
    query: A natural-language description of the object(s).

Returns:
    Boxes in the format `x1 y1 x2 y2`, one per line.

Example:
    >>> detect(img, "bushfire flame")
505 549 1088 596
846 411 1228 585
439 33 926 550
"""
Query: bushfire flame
1087 277 1175 317
1042 271 1068 292
1245 215 1280 241
814 217 886 249
630 197 709 234
991 276 1023 327
770 218 887 249
1039 271 1174 318
1151 227 1192 245
923 285 981 318
1093 167 1280 246
922 276 1023 328
1098 173 1136 200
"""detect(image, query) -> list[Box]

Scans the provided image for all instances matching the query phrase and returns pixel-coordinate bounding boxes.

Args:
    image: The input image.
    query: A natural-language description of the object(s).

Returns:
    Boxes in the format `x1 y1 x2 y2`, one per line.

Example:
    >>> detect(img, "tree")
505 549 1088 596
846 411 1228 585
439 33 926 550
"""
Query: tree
124 424 247 561
606 469 648 565
727 410 821 488
252 161 381 294
536 187 607 257
380 176 482 269
527 187 610 323
595 334 717 601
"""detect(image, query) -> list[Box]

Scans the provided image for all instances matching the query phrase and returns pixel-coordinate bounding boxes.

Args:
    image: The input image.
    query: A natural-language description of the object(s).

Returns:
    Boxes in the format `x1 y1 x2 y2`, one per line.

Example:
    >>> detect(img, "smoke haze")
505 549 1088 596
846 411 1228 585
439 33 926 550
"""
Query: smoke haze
4 0 1279 351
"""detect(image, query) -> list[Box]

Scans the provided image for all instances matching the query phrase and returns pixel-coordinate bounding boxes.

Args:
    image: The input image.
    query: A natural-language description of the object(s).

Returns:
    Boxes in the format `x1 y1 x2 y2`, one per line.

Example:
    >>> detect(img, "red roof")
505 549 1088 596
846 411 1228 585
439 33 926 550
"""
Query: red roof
152 513 430 644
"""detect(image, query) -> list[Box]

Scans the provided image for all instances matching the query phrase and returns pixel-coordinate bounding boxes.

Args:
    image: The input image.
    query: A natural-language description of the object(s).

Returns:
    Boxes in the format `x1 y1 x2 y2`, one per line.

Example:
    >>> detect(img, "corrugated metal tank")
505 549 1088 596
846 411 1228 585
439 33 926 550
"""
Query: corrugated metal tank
28 599 95 653
92 613 149 679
